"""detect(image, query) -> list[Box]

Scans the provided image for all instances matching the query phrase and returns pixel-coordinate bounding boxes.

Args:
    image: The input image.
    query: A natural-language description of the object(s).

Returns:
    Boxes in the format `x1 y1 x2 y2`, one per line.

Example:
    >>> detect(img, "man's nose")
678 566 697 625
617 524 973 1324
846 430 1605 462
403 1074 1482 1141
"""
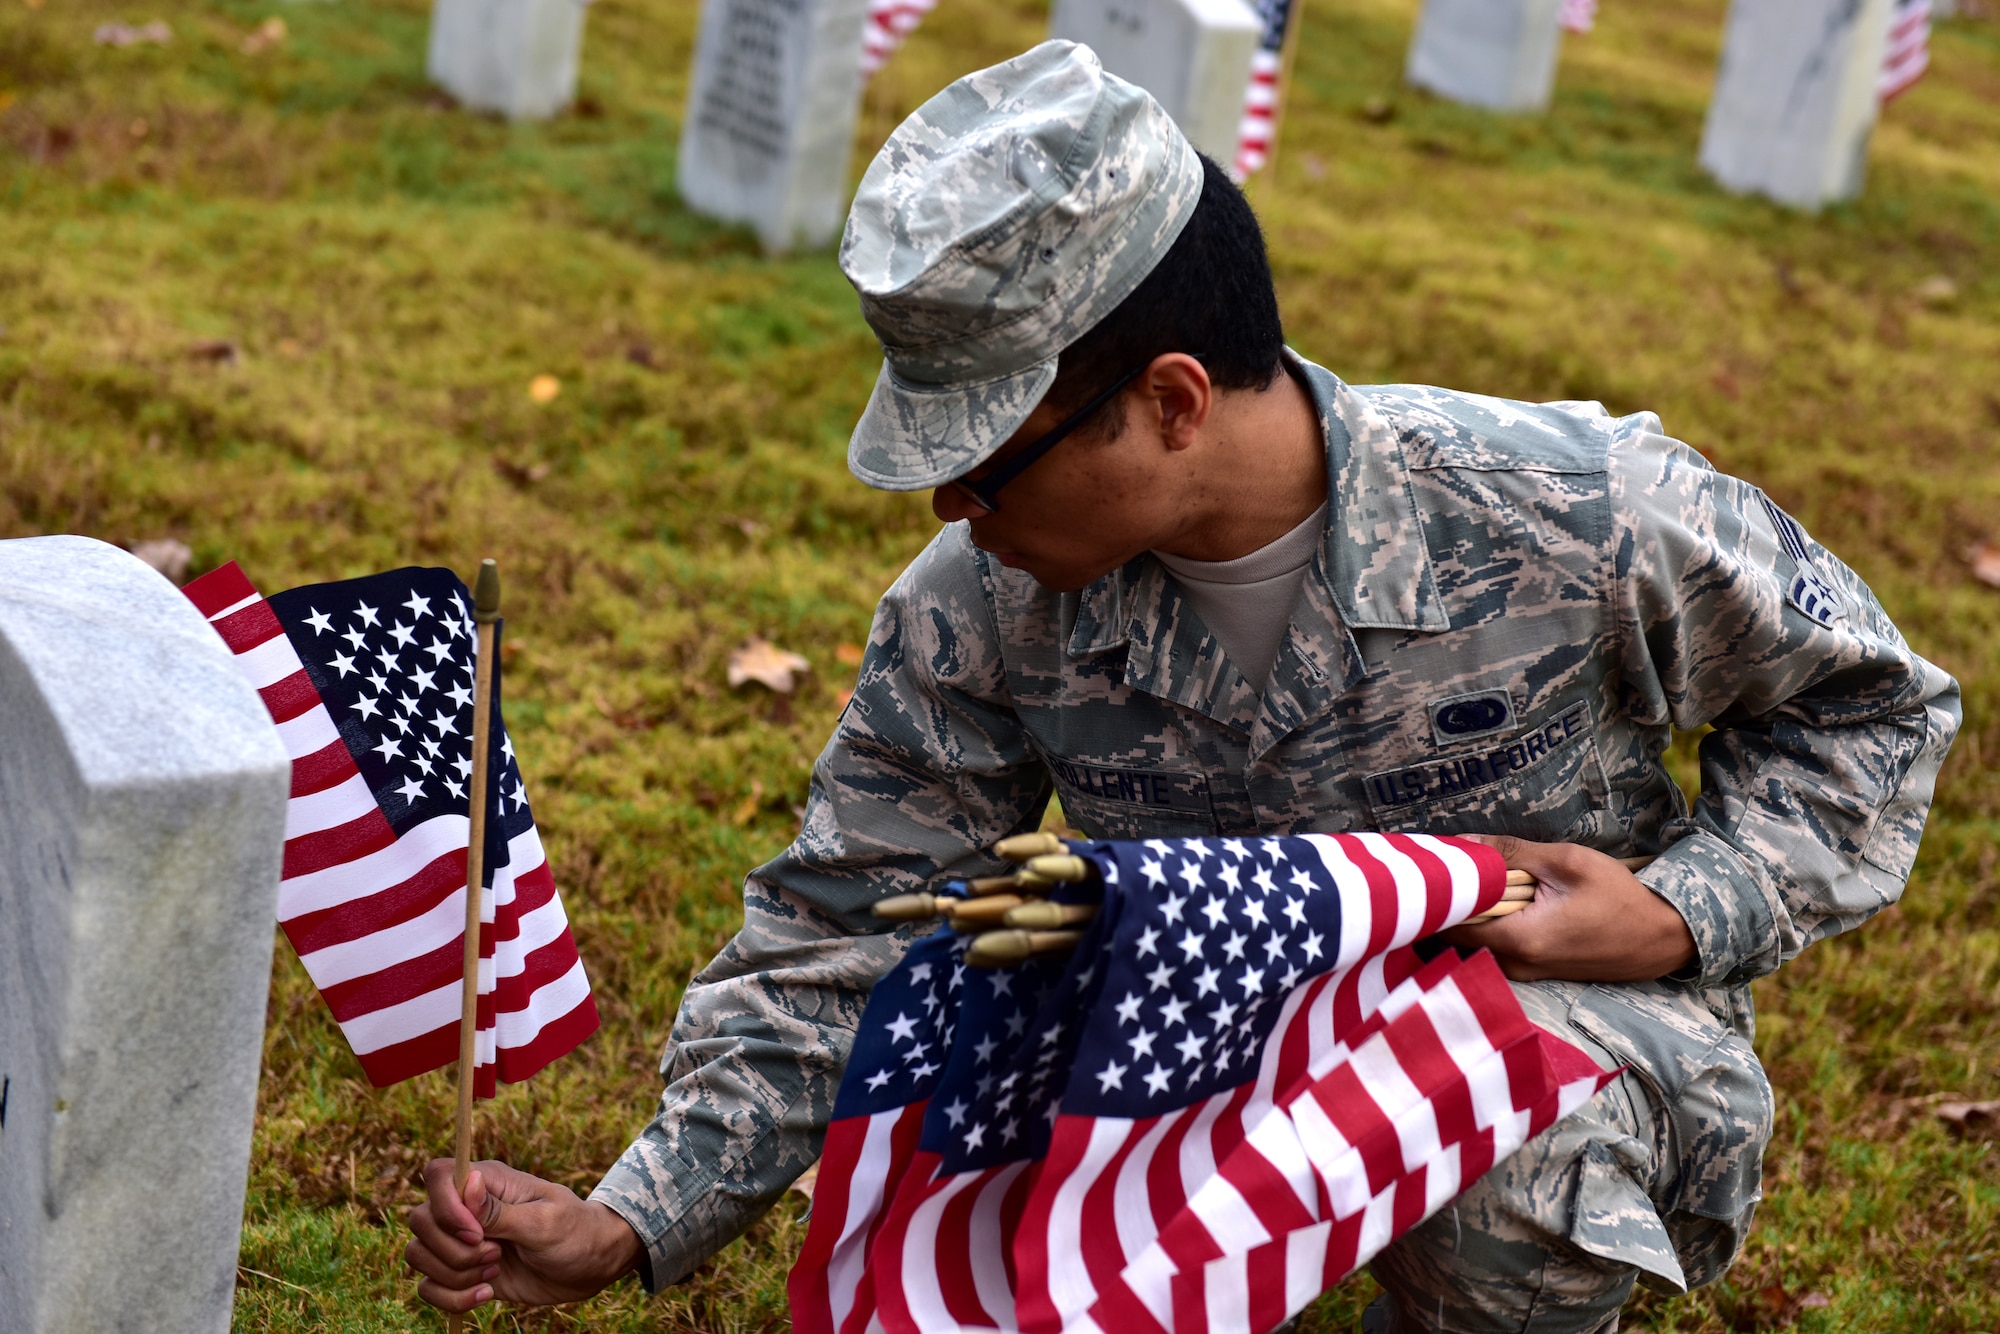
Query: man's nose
931 484 984 524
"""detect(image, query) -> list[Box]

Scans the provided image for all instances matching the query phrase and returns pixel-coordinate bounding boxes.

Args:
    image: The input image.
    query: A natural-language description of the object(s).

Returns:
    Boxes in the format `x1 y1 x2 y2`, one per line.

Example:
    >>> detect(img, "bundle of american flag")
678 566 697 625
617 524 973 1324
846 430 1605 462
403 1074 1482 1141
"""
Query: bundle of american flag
791 833 1615 1334
183 562 598 1095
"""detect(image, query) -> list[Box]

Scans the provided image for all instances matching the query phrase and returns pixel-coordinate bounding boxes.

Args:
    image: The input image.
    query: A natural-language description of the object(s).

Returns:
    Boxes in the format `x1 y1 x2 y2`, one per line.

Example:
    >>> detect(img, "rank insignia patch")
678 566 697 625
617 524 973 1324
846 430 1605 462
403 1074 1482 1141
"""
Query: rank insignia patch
1429 688 1515 745
1759 493 1847 628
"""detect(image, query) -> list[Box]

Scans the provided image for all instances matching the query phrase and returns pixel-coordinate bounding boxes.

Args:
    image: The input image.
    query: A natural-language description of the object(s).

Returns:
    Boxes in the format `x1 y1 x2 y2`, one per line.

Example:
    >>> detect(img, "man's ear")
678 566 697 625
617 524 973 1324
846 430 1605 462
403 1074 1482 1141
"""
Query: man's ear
1138 353 1212 452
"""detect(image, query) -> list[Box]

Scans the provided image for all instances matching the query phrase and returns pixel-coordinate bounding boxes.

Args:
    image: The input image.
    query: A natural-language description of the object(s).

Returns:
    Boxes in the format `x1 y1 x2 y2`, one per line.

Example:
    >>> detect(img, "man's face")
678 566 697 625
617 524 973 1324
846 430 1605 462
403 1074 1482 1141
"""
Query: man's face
929 391 1185 592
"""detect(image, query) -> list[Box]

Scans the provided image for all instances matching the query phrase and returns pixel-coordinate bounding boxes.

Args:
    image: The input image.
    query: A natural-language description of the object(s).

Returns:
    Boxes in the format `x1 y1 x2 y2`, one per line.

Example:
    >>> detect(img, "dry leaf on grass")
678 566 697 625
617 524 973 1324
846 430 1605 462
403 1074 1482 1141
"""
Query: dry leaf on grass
730 779 765 827
189 339 240 365
129 538 193 585
728 637 810 693
529 374 561 404
789 1162 818 1199
1966 542 2000 589
1731 1283 1831 1330
834 642 865 667
94 21 172 46
1937 1099 2000 1141
836 688 855 709
240 17 286 54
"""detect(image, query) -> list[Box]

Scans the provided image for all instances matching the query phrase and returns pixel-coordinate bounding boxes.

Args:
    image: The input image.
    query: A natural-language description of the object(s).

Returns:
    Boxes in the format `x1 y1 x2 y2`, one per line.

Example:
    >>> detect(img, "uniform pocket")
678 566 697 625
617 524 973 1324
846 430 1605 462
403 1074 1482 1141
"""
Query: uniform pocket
1045 755 1219 839
1363 700 1602 840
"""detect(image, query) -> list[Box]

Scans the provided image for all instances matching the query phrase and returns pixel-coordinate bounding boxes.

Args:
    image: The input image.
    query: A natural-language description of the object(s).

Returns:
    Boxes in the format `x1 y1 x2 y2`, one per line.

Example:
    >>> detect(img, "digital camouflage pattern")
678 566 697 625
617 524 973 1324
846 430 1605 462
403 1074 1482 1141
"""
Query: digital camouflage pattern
591 354 1959 1311
840 41 1204 491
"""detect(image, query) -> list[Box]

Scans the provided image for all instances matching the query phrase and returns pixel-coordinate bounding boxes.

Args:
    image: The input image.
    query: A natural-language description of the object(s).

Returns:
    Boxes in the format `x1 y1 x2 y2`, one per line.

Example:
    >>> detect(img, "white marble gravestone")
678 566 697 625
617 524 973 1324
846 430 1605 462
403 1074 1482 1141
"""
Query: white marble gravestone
428 0 588 121
1699 0 1898 210
1048 0 1263 165
677 0 870 255
1406 0 1568 113
0 536 290 1333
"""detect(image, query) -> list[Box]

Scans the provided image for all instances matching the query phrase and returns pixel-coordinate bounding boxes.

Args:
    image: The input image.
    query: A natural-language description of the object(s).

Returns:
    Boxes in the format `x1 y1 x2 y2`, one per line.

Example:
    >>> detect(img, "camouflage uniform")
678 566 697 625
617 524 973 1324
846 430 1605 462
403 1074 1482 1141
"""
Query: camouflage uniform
590 38 1957 1332
591 356 1960 1326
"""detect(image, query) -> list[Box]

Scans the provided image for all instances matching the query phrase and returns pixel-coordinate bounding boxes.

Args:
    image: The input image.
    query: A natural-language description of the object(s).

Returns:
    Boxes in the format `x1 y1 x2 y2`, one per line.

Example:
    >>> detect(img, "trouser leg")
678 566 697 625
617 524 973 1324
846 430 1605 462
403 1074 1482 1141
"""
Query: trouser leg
1366 977 1772 1333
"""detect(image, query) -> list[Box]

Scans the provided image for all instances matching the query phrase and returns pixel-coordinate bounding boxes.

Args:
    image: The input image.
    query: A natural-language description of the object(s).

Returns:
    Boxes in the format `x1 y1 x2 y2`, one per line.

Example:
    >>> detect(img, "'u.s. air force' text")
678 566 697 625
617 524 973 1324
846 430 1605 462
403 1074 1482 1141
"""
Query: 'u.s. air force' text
1367 702 1589 809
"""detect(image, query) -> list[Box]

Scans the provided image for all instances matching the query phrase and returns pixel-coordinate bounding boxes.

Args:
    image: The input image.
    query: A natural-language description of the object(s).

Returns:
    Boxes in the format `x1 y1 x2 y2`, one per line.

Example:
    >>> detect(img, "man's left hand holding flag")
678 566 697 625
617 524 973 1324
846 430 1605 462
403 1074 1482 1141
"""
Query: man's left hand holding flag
404 1160 642 1313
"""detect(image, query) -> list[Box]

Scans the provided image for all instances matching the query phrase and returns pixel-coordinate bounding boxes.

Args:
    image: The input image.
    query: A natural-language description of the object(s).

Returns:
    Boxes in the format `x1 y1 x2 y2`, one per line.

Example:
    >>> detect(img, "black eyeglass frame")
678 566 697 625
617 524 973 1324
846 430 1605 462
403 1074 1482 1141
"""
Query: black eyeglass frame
946 362 1150 514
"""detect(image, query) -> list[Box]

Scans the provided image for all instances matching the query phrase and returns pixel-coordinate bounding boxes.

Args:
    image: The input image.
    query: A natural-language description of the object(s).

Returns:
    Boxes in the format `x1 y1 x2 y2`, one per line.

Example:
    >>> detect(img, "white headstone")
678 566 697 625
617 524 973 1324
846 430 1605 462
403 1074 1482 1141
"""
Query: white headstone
1405 0 1567 113
0 536 290 1333
427 0 588 122
677 0 870 255
1048 0 1262 165
1699 0 1897 210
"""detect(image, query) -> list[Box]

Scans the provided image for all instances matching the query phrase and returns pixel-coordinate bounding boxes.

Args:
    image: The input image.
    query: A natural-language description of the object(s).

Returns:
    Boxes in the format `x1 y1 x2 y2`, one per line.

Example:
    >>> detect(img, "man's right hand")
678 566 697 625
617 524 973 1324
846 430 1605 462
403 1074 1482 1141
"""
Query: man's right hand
404 1159 644 1314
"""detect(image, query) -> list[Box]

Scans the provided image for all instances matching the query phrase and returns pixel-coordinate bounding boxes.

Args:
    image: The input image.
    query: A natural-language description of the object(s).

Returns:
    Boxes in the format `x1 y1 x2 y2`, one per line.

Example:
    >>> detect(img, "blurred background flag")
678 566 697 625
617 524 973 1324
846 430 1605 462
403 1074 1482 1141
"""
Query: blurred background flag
862 0 940 78
1879 0 1932 103
183 561 598 1095
1560 0 1598 34
792 833 1615 1333
1233 0 1297 180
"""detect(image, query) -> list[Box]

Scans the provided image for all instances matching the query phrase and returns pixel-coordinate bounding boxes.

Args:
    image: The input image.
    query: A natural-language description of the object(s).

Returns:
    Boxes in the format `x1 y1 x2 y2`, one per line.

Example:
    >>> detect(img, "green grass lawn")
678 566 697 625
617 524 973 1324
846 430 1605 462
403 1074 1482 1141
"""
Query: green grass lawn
3 0 1997 1329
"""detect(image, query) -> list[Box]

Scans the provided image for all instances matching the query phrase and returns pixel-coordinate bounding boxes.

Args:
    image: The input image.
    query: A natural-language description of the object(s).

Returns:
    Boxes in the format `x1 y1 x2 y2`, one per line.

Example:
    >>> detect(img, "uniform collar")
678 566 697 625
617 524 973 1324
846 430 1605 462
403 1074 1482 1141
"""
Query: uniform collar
1065 349 1448 662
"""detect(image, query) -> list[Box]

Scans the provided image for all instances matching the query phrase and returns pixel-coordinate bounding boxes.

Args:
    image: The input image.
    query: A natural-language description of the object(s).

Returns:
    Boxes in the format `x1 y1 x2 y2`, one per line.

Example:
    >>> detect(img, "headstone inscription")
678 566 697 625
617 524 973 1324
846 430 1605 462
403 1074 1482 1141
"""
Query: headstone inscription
1405 0 1568 113
1047 0 1263 165
1699 0 1898 209
0 536 290 1333
427 0 588 122
677 0 871 255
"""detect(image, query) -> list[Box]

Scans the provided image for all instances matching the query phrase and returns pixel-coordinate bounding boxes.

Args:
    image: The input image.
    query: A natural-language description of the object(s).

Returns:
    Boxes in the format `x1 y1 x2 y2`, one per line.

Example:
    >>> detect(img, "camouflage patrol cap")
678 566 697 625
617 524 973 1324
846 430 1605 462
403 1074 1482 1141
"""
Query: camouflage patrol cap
839 40 1205 492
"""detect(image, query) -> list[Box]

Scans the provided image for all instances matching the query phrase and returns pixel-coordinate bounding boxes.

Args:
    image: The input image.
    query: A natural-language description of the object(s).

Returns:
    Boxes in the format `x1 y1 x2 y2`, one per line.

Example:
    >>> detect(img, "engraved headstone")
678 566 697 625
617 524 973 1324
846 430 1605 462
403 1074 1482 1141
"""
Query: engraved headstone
677 0 871 255
427 0 588 122
1405 0 1568 113
1048 0 1263 164
1699 0 1898 209
0 536 290 1333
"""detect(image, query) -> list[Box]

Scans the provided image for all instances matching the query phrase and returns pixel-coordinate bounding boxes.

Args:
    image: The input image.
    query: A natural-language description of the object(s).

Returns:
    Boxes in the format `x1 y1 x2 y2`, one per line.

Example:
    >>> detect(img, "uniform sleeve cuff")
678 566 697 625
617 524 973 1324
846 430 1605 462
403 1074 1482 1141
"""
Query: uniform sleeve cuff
1637 831 1780 989
589 1147 721 1293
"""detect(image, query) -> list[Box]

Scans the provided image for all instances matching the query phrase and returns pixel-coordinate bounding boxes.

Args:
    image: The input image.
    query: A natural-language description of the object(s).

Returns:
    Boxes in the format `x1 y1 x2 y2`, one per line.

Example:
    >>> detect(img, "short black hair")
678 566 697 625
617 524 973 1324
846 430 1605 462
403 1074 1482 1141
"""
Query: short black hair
1043 152 1285 434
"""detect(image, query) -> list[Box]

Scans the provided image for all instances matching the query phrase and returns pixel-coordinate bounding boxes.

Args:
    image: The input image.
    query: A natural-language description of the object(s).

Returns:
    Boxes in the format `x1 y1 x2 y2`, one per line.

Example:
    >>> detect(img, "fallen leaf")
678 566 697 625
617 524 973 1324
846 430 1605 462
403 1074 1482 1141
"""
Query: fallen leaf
276 338 303 358
1966 542 2000 588
189 339 240 365
128 118 149 140
529 374 561 404
730 778 766 826
728 638 810 694
241 17 286 54
94 20 172 47
625 342 659 370
1914 274 1958 307
593 694 645 731
789 1162 818 1199
1731 1282 1833 1330
494 456 552 487
129 538 192 585
835 688 854 709
1936 1099 2000 1141
1359 97 1395 124
834 642 865 668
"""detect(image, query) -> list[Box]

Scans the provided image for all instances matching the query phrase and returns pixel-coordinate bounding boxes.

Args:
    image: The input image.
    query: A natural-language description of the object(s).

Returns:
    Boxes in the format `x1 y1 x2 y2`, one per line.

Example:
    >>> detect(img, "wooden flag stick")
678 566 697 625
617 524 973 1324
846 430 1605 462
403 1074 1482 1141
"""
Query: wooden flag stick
448 558 501 1334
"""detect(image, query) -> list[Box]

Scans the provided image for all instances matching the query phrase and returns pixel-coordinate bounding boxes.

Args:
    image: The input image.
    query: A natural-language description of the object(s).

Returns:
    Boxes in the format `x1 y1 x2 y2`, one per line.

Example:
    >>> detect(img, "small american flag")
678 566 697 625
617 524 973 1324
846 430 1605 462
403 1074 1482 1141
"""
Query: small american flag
1560 0 1598 34
183 562 598 1095
861 0 939 79
791 833 1614 1334
1233 0 1296 181
1878 0 1932 103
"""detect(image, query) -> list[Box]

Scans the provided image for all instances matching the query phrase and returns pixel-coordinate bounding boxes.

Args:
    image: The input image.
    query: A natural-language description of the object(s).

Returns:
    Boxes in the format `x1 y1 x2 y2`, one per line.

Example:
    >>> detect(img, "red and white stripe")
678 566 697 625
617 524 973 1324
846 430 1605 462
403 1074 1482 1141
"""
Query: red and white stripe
184 562 597 1093
1560 0 1598 34
1878 0 1931 103
861 0 938 78
1232 49 1283 182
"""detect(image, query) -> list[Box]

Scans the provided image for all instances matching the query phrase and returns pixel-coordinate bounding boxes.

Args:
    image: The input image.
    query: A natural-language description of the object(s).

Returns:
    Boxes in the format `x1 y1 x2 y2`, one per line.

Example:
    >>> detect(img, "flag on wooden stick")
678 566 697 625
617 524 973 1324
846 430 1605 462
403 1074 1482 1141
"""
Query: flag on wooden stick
1560 0 1598 33
1878 0 1932 103
1233 0 1298 181
183 562 598 1095
862 0 940 79
791 832 1615 1333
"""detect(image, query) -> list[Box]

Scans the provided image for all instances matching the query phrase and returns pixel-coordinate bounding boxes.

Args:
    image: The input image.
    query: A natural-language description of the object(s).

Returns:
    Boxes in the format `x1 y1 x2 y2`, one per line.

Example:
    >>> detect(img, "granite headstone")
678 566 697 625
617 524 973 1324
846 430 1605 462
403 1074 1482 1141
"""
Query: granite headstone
677 0 870 255
1406 0 1568 113
1699 0 1898 209
0 536 290 1333
1048 0 1263 165
428 0 588 122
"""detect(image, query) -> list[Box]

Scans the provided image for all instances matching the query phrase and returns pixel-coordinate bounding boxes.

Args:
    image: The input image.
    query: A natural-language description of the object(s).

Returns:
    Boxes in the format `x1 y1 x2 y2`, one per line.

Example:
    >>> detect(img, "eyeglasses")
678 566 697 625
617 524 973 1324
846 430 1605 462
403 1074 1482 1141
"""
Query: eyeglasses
947 363 1149 514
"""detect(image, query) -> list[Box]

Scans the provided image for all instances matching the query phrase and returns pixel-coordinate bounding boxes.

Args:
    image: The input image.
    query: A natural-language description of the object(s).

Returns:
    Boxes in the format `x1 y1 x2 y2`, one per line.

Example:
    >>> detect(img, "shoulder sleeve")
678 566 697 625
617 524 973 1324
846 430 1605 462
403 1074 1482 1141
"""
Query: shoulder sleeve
590 523 1054 1285
1610 431 1960 991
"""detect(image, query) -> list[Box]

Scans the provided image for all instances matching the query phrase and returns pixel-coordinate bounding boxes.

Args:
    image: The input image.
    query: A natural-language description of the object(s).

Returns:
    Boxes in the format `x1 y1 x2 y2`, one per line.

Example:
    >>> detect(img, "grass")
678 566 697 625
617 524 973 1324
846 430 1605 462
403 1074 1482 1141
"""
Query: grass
1 0 1996 1328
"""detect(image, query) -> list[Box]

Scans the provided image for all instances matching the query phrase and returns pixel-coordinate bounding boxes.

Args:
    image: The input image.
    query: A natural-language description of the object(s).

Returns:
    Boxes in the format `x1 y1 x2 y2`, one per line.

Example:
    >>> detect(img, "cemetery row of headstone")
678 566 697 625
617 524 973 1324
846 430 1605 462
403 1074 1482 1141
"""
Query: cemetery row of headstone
423 0 1933 242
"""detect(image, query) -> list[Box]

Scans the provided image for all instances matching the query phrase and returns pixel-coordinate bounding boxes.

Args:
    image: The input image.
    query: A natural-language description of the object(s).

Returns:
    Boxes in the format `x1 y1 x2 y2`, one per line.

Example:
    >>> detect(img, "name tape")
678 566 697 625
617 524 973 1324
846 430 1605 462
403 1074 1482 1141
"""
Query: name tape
1367 702 1589 810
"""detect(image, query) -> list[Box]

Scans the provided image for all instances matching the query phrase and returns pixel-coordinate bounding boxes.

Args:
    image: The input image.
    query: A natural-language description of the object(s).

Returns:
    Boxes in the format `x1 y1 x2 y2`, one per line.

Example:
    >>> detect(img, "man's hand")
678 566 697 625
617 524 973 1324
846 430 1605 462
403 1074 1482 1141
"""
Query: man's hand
1440 835 1697 982
403 1159 643 1314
